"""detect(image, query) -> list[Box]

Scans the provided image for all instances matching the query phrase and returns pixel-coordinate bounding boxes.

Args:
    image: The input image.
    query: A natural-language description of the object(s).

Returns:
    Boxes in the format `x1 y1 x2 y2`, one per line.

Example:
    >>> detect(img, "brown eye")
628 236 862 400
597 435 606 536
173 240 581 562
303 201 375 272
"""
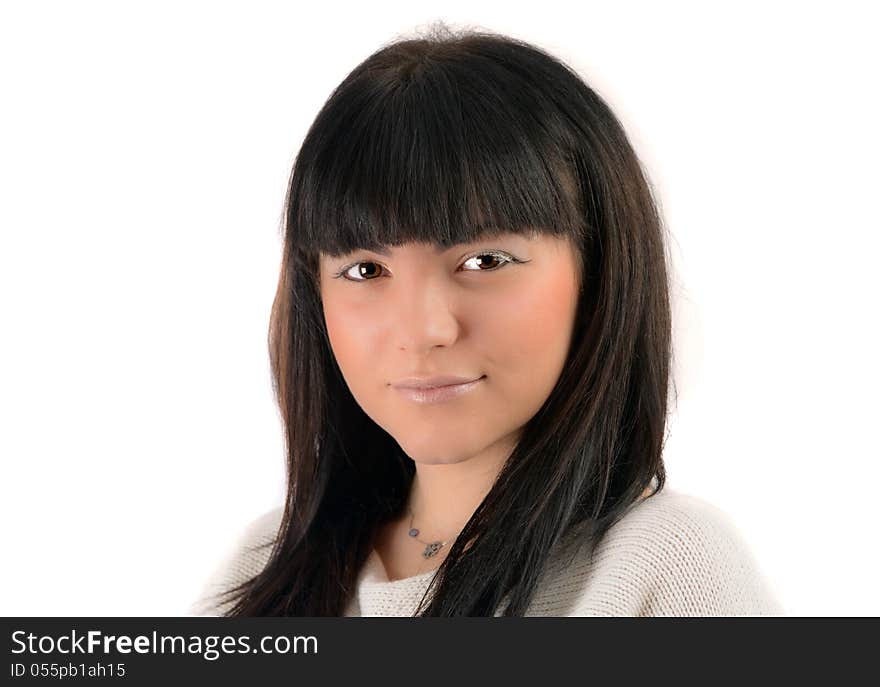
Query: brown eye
460 252 512 272
341 262 386 281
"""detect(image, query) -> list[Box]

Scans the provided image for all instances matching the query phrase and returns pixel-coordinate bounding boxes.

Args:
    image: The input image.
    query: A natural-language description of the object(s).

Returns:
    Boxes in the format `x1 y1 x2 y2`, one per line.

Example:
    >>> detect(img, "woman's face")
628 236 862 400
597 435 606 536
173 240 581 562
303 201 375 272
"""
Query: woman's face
318 230 581 465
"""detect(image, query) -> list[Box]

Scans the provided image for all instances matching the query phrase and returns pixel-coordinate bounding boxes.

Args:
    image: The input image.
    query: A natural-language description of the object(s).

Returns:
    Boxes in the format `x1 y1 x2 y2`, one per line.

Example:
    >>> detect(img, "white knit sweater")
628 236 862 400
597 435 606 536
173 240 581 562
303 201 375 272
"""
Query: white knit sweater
190 488 784 616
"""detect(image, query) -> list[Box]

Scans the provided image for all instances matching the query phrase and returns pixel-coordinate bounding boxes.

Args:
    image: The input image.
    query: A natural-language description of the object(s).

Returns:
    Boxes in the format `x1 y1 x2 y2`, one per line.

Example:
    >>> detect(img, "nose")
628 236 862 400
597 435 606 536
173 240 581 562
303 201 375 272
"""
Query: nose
392 275 461 353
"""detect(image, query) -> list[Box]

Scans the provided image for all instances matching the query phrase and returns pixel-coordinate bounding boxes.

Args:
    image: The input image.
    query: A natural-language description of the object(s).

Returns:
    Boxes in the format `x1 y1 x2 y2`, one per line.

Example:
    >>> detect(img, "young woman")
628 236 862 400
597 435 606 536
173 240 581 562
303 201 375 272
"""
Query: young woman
192 25 782 617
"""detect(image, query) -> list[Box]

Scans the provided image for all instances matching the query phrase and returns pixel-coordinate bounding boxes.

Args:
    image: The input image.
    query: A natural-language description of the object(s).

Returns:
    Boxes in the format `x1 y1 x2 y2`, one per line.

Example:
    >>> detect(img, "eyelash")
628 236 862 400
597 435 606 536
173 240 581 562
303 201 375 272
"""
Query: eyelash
333 250 526 282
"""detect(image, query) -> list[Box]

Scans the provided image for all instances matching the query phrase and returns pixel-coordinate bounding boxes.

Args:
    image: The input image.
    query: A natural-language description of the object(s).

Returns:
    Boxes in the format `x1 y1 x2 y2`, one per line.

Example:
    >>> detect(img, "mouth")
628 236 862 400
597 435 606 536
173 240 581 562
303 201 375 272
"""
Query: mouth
392 375 486 404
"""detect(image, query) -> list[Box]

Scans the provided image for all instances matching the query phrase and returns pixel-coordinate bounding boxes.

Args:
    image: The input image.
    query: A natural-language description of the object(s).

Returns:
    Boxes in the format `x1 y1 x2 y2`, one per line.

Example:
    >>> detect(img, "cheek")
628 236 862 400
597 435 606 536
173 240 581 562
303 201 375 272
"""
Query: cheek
486 269 578 379
322 301 381 378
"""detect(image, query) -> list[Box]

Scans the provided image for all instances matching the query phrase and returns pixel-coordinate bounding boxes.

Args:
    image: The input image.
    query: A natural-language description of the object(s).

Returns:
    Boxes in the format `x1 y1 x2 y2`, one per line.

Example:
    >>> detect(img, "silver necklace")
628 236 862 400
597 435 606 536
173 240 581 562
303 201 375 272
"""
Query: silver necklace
407 508 454 559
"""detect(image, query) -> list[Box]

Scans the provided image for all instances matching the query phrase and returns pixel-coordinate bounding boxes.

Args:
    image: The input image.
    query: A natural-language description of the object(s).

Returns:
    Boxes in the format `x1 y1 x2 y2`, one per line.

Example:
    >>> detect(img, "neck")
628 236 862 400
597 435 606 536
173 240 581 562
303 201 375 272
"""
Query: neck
405 431 519 542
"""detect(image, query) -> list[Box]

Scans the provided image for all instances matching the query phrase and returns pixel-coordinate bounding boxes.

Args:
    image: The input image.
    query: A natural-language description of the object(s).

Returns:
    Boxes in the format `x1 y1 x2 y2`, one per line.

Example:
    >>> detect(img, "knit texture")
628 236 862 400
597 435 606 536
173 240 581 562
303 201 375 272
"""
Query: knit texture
190 487 784 616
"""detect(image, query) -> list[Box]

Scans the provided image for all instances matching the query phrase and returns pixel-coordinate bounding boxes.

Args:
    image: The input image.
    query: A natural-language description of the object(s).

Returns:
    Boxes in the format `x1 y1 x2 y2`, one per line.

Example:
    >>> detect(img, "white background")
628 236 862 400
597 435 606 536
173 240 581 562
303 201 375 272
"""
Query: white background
1 1 877 616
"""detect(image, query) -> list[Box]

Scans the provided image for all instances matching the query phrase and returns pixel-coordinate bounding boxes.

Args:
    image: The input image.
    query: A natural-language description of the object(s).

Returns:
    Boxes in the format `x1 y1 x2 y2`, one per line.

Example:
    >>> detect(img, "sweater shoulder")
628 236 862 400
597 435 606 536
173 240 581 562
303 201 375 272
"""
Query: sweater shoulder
189 506 284 616
566 488 784 616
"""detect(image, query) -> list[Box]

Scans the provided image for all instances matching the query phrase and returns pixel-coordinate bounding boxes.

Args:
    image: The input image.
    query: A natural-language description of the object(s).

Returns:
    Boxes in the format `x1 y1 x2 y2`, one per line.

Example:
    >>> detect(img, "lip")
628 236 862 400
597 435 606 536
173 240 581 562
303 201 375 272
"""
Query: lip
392 375 484 389
392 375 486 404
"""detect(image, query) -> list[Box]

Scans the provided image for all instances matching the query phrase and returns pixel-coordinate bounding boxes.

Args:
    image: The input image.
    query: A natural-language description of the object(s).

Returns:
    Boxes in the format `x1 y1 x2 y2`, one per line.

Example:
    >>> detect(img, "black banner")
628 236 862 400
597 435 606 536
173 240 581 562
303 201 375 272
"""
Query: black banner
1 618 872 684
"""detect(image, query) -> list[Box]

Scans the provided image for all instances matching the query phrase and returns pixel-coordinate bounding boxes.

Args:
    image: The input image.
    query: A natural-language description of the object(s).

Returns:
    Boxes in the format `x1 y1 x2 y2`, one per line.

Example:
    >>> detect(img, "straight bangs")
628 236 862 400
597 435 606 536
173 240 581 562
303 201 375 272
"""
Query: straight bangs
288 45 588 260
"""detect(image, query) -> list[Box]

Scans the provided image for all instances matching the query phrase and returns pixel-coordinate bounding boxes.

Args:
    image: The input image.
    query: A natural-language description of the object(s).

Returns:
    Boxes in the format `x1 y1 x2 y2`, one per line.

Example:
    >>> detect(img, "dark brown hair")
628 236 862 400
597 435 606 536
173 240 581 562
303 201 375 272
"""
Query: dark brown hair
215 22 673 616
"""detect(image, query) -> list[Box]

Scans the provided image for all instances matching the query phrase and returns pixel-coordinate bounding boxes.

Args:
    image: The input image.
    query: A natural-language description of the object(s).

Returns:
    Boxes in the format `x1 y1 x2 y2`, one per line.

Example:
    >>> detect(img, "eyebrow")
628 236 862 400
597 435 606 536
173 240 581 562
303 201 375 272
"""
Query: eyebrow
361 245 437 257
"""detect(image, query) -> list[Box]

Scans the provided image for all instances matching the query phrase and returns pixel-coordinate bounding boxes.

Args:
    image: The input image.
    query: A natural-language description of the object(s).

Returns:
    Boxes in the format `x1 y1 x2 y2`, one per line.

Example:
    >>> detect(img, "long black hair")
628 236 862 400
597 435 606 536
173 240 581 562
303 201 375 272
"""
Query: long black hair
218 22 673 616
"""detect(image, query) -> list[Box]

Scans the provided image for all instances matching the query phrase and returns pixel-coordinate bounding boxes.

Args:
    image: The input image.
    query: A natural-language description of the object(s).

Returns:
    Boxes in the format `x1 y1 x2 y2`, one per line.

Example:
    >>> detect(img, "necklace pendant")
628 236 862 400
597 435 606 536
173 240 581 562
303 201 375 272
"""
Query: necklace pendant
422 541 443 558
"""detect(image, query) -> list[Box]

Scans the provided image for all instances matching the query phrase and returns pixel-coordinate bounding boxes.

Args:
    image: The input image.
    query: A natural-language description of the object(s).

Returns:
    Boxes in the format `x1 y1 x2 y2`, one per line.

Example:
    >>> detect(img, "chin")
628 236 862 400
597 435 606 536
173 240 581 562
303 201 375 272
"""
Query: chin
397 441 472 465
